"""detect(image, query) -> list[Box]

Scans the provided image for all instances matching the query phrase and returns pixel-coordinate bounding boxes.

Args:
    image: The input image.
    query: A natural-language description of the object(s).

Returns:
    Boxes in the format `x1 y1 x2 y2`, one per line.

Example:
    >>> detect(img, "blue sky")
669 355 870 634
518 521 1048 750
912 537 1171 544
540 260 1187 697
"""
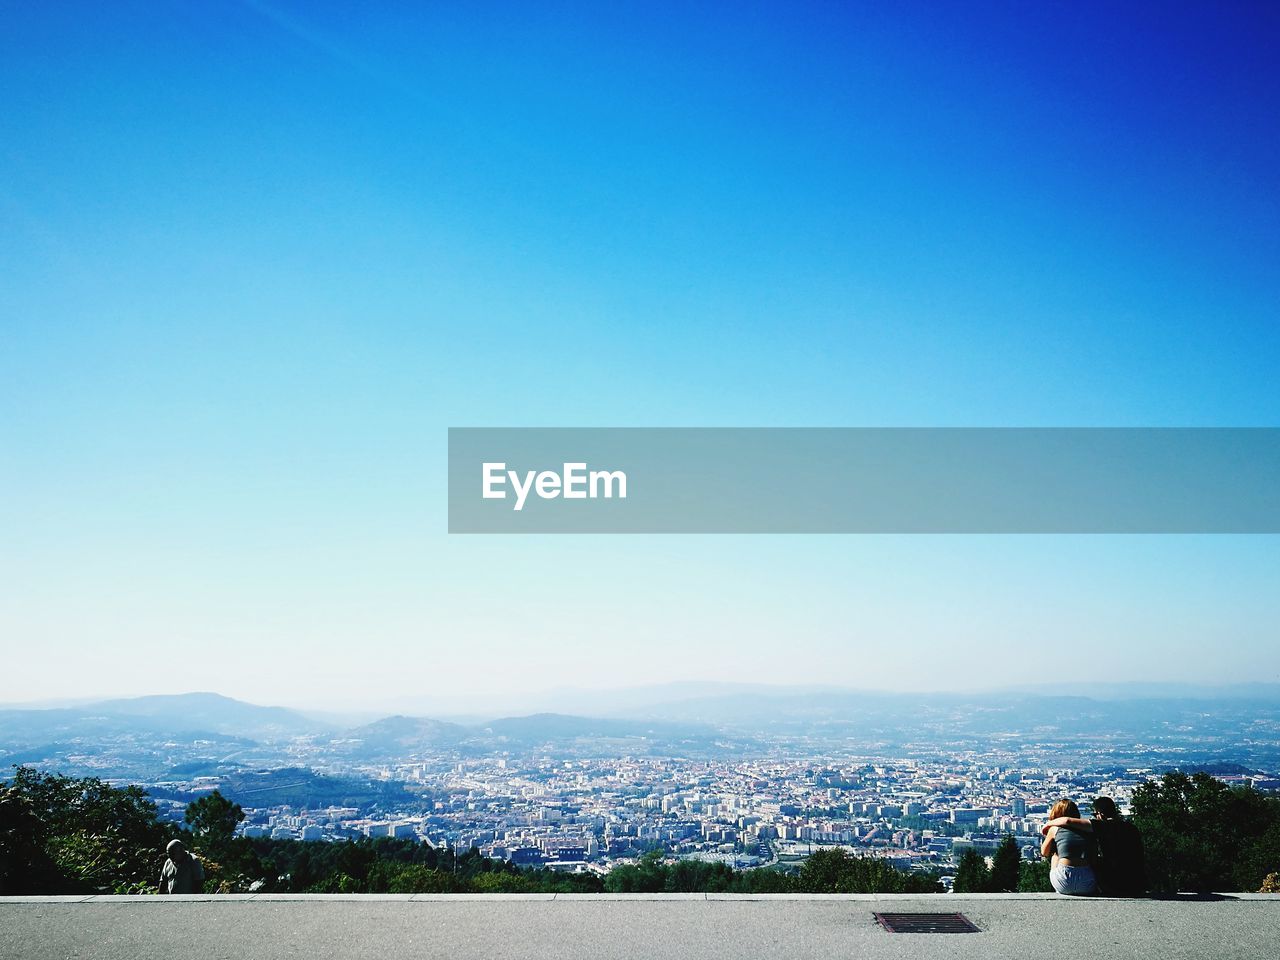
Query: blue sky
2 2 1277 710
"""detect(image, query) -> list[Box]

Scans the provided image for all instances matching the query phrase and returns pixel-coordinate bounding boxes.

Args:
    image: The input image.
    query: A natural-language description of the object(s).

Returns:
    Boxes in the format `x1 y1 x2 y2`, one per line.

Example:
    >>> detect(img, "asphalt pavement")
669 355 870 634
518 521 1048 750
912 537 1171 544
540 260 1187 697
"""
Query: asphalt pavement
3 893 1278 960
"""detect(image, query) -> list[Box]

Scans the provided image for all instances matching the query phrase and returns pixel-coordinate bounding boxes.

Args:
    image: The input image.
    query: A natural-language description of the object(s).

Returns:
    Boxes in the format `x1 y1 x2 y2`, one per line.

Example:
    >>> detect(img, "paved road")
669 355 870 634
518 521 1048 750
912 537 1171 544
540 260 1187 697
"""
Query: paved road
3 893 1278 960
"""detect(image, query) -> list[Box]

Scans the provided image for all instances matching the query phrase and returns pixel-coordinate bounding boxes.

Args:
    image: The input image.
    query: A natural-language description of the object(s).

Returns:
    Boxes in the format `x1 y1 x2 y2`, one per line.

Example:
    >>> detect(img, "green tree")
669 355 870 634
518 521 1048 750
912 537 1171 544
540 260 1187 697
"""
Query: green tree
307 871 361 893
3 767 174 894
1131 772 1280 893
988 835 1021 892
732 867 796 893
1017 858 1052 892
184 789 259 892
0 780 61 894
1233 820 1280 893
603 849 667 892
665 858 735 893
797 848 939 894
184 790 244 852
952 848 990 893
383 863 467 893
470 871 536 893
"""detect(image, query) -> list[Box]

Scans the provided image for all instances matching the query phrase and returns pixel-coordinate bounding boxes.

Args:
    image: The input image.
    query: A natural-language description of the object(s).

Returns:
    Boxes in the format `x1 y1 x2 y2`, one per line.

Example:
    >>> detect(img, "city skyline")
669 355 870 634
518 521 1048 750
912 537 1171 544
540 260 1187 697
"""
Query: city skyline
3 2 1279 706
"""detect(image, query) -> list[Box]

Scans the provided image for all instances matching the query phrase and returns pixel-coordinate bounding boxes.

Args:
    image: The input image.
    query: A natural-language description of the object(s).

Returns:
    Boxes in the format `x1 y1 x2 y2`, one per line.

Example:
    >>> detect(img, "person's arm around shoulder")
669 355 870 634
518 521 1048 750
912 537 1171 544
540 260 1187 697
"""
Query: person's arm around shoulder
1040 825 1057 860
1040 816 1092 836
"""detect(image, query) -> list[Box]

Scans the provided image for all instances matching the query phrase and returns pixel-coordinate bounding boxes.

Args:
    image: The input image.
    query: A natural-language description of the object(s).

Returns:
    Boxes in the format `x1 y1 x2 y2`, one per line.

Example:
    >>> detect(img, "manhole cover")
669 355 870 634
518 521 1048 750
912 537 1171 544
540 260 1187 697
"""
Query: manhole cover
874 912 981 933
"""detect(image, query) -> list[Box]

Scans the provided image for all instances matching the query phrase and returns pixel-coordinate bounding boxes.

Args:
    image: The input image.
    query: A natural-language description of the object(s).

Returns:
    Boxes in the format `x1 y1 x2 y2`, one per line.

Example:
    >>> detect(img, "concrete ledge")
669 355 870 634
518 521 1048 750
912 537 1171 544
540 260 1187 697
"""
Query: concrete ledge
3 892 1276 960
3 892 1275 902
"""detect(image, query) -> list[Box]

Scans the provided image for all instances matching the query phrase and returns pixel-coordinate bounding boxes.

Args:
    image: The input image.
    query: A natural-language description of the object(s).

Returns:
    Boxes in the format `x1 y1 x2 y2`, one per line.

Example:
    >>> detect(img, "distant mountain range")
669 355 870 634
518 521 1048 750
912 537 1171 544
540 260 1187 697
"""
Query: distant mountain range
0 692 323 744
3 684 1280 768
0 693 743 760
362 679 1280 722
598 684 1280 730
337 711 741 759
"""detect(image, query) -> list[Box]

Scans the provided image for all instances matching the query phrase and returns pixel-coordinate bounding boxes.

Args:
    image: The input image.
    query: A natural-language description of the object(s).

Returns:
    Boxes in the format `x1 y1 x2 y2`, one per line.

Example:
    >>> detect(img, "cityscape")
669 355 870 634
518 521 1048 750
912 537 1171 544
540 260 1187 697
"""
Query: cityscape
5 686 1278 887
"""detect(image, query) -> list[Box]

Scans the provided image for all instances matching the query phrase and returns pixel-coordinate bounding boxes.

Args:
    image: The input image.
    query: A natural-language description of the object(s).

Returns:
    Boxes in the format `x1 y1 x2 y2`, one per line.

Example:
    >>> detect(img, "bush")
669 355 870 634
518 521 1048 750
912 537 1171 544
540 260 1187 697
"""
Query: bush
470 871 536 893
384 864 467 894
1132 772 1280 893
798 848 940 894
2 767 176 894
1017 859 1051 892
951 849 989 893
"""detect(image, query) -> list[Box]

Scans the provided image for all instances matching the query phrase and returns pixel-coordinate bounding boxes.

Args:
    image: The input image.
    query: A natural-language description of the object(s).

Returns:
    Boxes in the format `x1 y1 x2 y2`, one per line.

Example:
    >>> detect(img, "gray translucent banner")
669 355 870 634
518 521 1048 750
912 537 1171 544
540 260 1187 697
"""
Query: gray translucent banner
447 428 1280 533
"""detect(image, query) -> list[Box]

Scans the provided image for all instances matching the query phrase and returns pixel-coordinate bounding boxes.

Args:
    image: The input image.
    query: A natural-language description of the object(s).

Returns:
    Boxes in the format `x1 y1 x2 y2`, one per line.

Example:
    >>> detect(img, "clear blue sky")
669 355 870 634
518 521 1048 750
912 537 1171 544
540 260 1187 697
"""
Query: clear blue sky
2 2 1277 710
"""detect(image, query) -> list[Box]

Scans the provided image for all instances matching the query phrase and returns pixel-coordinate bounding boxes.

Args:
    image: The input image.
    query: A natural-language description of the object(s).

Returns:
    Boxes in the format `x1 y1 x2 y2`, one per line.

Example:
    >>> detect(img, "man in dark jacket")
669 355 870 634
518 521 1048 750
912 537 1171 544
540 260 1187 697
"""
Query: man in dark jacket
1090 796 1147 896
159 839 205 894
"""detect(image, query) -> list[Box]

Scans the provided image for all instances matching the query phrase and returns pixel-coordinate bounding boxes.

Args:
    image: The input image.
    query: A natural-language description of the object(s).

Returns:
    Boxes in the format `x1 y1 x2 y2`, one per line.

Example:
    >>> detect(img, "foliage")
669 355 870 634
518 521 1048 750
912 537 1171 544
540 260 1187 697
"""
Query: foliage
988 835 1021 892
600 847 938 895
951 848 989 893
382 864 468 893
603 850 668 892
253 836 605 894
1017 858 1052 892
0 782 62 894
184 790 252 892
796 848 940 893
185 790 244 851
1131 772 1280 893
470 871 537 893
663 856 737 893
1 767 176 894
599 855 942 901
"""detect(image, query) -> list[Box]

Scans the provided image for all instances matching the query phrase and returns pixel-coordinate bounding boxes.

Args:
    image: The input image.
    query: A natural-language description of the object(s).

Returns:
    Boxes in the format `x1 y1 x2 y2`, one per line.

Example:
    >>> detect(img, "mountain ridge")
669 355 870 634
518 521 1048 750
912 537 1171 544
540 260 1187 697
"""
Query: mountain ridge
4 685 1280 761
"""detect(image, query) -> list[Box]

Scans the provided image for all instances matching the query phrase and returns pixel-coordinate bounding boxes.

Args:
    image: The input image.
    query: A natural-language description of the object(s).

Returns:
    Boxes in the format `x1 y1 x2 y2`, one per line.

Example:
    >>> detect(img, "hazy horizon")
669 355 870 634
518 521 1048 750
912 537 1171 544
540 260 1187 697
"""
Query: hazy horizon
7 677 1280 723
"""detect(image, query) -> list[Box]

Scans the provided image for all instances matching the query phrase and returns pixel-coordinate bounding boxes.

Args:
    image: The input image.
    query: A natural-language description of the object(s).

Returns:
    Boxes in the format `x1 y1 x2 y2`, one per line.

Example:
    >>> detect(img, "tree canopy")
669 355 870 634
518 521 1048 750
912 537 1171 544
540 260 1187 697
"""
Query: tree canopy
1131 771 1280 893
0 767 176 894
5 766 1276 897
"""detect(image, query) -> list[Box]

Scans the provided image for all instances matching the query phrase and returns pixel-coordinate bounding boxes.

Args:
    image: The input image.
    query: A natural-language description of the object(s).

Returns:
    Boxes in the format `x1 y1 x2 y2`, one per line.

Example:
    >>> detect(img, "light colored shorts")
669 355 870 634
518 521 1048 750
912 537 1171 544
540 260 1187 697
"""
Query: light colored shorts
1050 864 1097 896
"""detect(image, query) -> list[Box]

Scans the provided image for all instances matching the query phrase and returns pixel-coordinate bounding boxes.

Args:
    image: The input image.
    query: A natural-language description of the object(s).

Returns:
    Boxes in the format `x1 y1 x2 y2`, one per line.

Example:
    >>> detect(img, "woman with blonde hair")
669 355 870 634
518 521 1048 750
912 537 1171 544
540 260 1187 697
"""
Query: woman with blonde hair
1041 798 1097 895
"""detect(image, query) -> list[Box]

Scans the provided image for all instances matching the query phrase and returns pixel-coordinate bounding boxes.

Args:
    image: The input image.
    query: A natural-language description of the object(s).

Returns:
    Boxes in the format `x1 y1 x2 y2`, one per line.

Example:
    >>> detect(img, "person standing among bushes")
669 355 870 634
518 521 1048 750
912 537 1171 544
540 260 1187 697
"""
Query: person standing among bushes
159 839 204 894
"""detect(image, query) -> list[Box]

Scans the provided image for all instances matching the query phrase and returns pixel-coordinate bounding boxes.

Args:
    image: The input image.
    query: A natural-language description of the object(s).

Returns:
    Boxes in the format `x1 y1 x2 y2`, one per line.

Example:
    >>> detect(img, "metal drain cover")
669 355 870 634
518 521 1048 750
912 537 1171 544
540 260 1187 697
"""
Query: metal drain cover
874 912 981 933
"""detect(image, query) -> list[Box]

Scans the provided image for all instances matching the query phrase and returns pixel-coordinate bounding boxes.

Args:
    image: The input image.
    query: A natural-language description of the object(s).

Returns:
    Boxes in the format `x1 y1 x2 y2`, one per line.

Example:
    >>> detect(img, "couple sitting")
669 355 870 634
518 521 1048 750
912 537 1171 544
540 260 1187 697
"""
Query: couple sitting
1039 796 1147 896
